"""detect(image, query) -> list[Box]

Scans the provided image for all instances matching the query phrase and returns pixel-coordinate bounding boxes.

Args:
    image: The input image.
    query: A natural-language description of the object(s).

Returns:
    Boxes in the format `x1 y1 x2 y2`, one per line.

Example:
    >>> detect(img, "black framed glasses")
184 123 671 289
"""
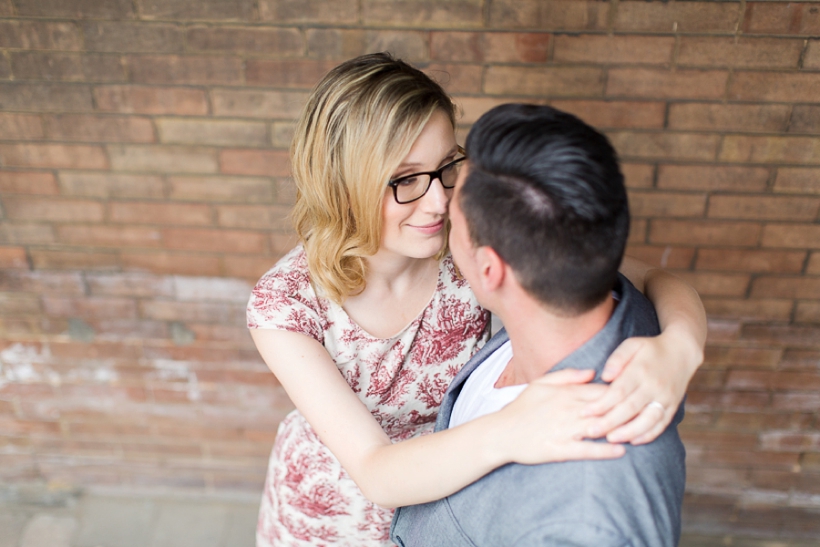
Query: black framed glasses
387 148 467 204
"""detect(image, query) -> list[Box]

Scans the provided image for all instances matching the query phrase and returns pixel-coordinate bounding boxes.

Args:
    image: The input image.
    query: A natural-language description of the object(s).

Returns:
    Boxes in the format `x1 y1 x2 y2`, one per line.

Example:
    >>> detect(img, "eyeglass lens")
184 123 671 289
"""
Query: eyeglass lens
394 159 464 204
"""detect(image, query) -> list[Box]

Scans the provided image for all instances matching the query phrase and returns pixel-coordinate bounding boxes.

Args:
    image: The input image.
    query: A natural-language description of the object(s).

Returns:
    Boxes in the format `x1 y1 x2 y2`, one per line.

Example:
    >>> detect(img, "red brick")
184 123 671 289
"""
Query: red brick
796 301 820 324
555 35 673 65
667 103 789 133
0 113 44 140
608 132 719 161
717 412 811 433
57 225 162 248
0 271 85 296
259 0 358 23
743 324 820 349
245 59 337 89
58 172 164 199
10 52 125 82
0 144 107 170
270 232 299 255
155 118 267 146
210 89 308 119
362 0 483 28
428 31 486 63
688 390 771 412
696 249 806 274
222 255 280 280
44 114 155 143
657 165 770 192
186 26 302 54
363 30 429 63
742 2 816 35
216 205 291 230
627 219 647 245
0 21 83 50
0 83 94 112
139 299 244 323
305 28 367 60
703 298 793 322
94 86 208 115
550 100 665 130
690 369 727 390
751 277 820 300
674 272 750 297
85 273 173 298
0 247 28 269
0 292 41 315
43 296 137 320
772 393 820 412
0 171 58 195
762 224 820 249
162 228 267 253
82 22 182 53
137 0 254 21
219 149 289 177
628 191 706 218
701 449 799 470
15 0 133 18
168 176 274 203
424 63 482 95
121 251 220 277
729 72 820 103
806 40 820 70
110 202 212 226
128 55 242 86
621 164 654 189
29 249 119 270
607 68 728 100
678 37 803 69
708 195 820 222
774 168 820 195
108 145 218 174
728 370 820 392
682 430 759 451
809 253 820 275
624 245 695 269
789 105 820 135
485 66 604 97
615 1 741 33
704 346 783 369
720 135 820 165
4 197 104 223
0 57 9 81
650 220 762 247
489 0 609 31
483 33 551 63
784 342 820 370
0 223 56 245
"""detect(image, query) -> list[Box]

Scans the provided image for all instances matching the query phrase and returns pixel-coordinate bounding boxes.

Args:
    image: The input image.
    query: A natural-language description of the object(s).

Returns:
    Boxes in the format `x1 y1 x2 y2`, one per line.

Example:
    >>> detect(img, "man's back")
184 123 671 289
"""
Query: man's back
391 277 686 547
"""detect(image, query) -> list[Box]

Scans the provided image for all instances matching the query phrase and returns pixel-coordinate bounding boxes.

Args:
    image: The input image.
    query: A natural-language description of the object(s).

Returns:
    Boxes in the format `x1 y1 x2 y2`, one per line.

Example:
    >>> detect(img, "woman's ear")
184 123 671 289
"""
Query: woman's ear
475 246 506 293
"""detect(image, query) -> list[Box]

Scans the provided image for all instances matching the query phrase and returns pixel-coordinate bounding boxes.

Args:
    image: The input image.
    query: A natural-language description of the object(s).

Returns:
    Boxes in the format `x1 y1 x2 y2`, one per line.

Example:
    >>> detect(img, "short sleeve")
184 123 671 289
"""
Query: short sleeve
246 247 328 345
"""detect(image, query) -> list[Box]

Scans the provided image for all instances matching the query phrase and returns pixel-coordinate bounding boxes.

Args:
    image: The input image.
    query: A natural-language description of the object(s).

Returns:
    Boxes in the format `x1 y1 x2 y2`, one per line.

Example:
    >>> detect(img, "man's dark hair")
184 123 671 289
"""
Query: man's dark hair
460 103 629 315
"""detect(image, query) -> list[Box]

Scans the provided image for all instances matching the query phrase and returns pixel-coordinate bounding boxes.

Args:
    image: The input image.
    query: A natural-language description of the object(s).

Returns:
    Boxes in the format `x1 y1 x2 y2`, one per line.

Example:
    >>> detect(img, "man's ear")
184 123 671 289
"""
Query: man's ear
475 246 506 293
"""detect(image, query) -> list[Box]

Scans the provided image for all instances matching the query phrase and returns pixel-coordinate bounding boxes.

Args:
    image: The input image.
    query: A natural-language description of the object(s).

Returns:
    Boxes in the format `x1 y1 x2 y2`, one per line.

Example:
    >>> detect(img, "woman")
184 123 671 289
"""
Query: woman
247 53 705 546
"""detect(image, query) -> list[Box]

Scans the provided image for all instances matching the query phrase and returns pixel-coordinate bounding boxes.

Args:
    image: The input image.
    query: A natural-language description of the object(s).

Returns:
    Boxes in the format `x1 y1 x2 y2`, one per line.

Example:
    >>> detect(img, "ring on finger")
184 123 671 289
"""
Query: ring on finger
646 401 665 413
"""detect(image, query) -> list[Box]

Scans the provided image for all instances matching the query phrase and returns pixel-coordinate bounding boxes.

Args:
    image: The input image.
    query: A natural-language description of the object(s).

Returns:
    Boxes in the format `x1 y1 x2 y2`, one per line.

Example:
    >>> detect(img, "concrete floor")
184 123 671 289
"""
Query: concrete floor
1 487 817 547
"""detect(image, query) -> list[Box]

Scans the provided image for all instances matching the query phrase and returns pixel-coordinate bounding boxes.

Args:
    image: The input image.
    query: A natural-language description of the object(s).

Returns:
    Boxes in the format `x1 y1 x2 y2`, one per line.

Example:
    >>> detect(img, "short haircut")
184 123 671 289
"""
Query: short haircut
291 53 455 303
460 104 629 315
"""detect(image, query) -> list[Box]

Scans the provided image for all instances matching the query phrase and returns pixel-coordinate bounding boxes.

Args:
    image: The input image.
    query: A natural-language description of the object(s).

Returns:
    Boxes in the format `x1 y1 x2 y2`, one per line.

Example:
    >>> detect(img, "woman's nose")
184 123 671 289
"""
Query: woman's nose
421 176 450 212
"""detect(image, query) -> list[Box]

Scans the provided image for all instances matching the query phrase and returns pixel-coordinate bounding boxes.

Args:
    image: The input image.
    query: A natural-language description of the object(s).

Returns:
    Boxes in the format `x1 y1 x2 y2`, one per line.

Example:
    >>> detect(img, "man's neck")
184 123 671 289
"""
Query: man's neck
494 293 616 388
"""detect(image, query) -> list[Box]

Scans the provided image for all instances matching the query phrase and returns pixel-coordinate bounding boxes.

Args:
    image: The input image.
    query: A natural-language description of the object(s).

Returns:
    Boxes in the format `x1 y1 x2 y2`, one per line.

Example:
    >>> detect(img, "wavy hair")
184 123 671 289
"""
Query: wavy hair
290 53 456 304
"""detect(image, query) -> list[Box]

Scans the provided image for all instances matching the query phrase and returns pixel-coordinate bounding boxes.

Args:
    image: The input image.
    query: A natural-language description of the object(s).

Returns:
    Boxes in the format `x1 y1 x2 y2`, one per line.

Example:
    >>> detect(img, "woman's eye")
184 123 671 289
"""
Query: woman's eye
397 176 421 186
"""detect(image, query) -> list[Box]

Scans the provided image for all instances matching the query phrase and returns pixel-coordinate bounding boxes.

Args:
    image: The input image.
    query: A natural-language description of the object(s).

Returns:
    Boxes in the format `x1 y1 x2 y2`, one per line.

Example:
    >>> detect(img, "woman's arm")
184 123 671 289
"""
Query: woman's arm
252 329 624 508
582 256 706 444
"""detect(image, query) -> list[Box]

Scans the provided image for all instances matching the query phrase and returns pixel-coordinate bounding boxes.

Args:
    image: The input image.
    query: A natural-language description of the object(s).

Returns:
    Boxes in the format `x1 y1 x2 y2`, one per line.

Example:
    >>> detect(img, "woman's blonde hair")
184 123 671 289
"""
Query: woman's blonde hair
290 52 456 304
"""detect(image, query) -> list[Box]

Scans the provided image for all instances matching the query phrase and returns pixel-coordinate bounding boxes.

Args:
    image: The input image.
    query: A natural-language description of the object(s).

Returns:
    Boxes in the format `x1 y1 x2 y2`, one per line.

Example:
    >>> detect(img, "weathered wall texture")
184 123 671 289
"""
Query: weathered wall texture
0 0 818 538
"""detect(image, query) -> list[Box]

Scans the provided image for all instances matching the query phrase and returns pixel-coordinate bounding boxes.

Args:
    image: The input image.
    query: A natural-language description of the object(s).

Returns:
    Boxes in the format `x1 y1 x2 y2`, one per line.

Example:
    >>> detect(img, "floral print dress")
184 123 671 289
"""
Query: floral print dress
247 246 490 547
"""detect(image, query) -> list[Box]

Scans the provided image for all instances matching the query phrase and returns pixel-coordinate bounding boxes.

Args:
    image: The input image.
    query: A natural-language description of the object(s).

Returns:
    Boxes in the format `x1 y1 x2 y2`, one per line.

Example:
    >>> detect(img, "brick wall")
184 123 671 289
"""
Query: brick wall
0 0 818 537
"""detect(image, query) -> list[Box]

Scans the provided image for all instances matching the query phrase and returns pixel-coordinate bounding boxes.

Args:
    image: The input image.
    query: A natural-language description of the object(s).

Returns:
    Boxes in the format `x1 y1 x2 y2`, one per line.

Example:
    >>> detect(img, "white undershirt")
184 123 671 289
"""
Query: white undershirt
449 341 526 429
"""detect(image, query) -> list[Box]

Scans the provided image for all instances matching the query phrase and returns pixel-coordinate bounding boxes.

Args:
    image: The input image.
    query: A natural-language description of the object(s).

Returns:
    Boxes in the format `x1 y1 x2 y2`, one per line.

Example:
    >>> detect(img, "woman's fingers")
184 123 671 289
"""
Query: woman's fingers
600 337 643 383
605 400 669 444
580 371 640 418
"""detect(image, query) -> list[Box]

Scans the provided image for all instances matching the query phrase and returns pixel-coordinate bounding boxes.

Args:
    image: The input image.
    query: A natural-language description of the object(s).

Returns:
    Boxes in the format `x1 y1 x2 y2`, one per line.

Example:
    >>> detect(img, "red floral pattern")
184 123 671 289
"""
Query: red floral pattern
248 246 489 547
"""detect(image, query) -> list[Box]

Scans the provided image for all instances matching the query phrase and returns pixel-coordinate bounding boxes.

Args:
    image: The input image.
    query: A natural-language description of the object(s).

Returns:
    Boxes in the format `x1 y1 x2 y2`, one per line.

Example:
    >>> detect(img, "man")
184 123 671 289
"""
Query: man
390 104 686 547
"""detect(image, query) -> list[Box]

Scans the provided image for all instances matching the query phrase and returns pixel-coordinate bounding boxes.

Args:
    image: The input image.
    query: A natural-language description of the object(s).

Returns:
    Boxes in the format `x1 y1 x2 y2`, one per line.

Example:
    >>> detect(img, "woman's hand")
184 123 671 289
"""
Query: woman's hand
581 326 703 445
495 369 626 465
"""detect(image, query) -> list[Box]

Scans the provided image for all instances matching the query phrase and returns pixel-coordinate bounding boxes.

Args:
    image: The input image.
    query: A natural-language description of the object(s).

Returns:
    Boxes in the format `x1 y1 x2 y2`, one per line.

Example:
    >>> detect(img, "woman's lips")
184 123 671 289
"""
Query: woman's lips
411 219 445 235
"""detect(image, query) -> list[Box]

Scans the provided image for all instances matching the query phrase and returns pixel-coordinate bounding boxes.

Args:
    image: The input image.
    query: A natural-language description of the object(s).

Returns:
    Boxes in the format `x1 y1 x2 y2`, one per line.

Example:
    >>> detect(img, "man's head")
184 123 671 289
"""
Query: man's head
449 104 629 316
